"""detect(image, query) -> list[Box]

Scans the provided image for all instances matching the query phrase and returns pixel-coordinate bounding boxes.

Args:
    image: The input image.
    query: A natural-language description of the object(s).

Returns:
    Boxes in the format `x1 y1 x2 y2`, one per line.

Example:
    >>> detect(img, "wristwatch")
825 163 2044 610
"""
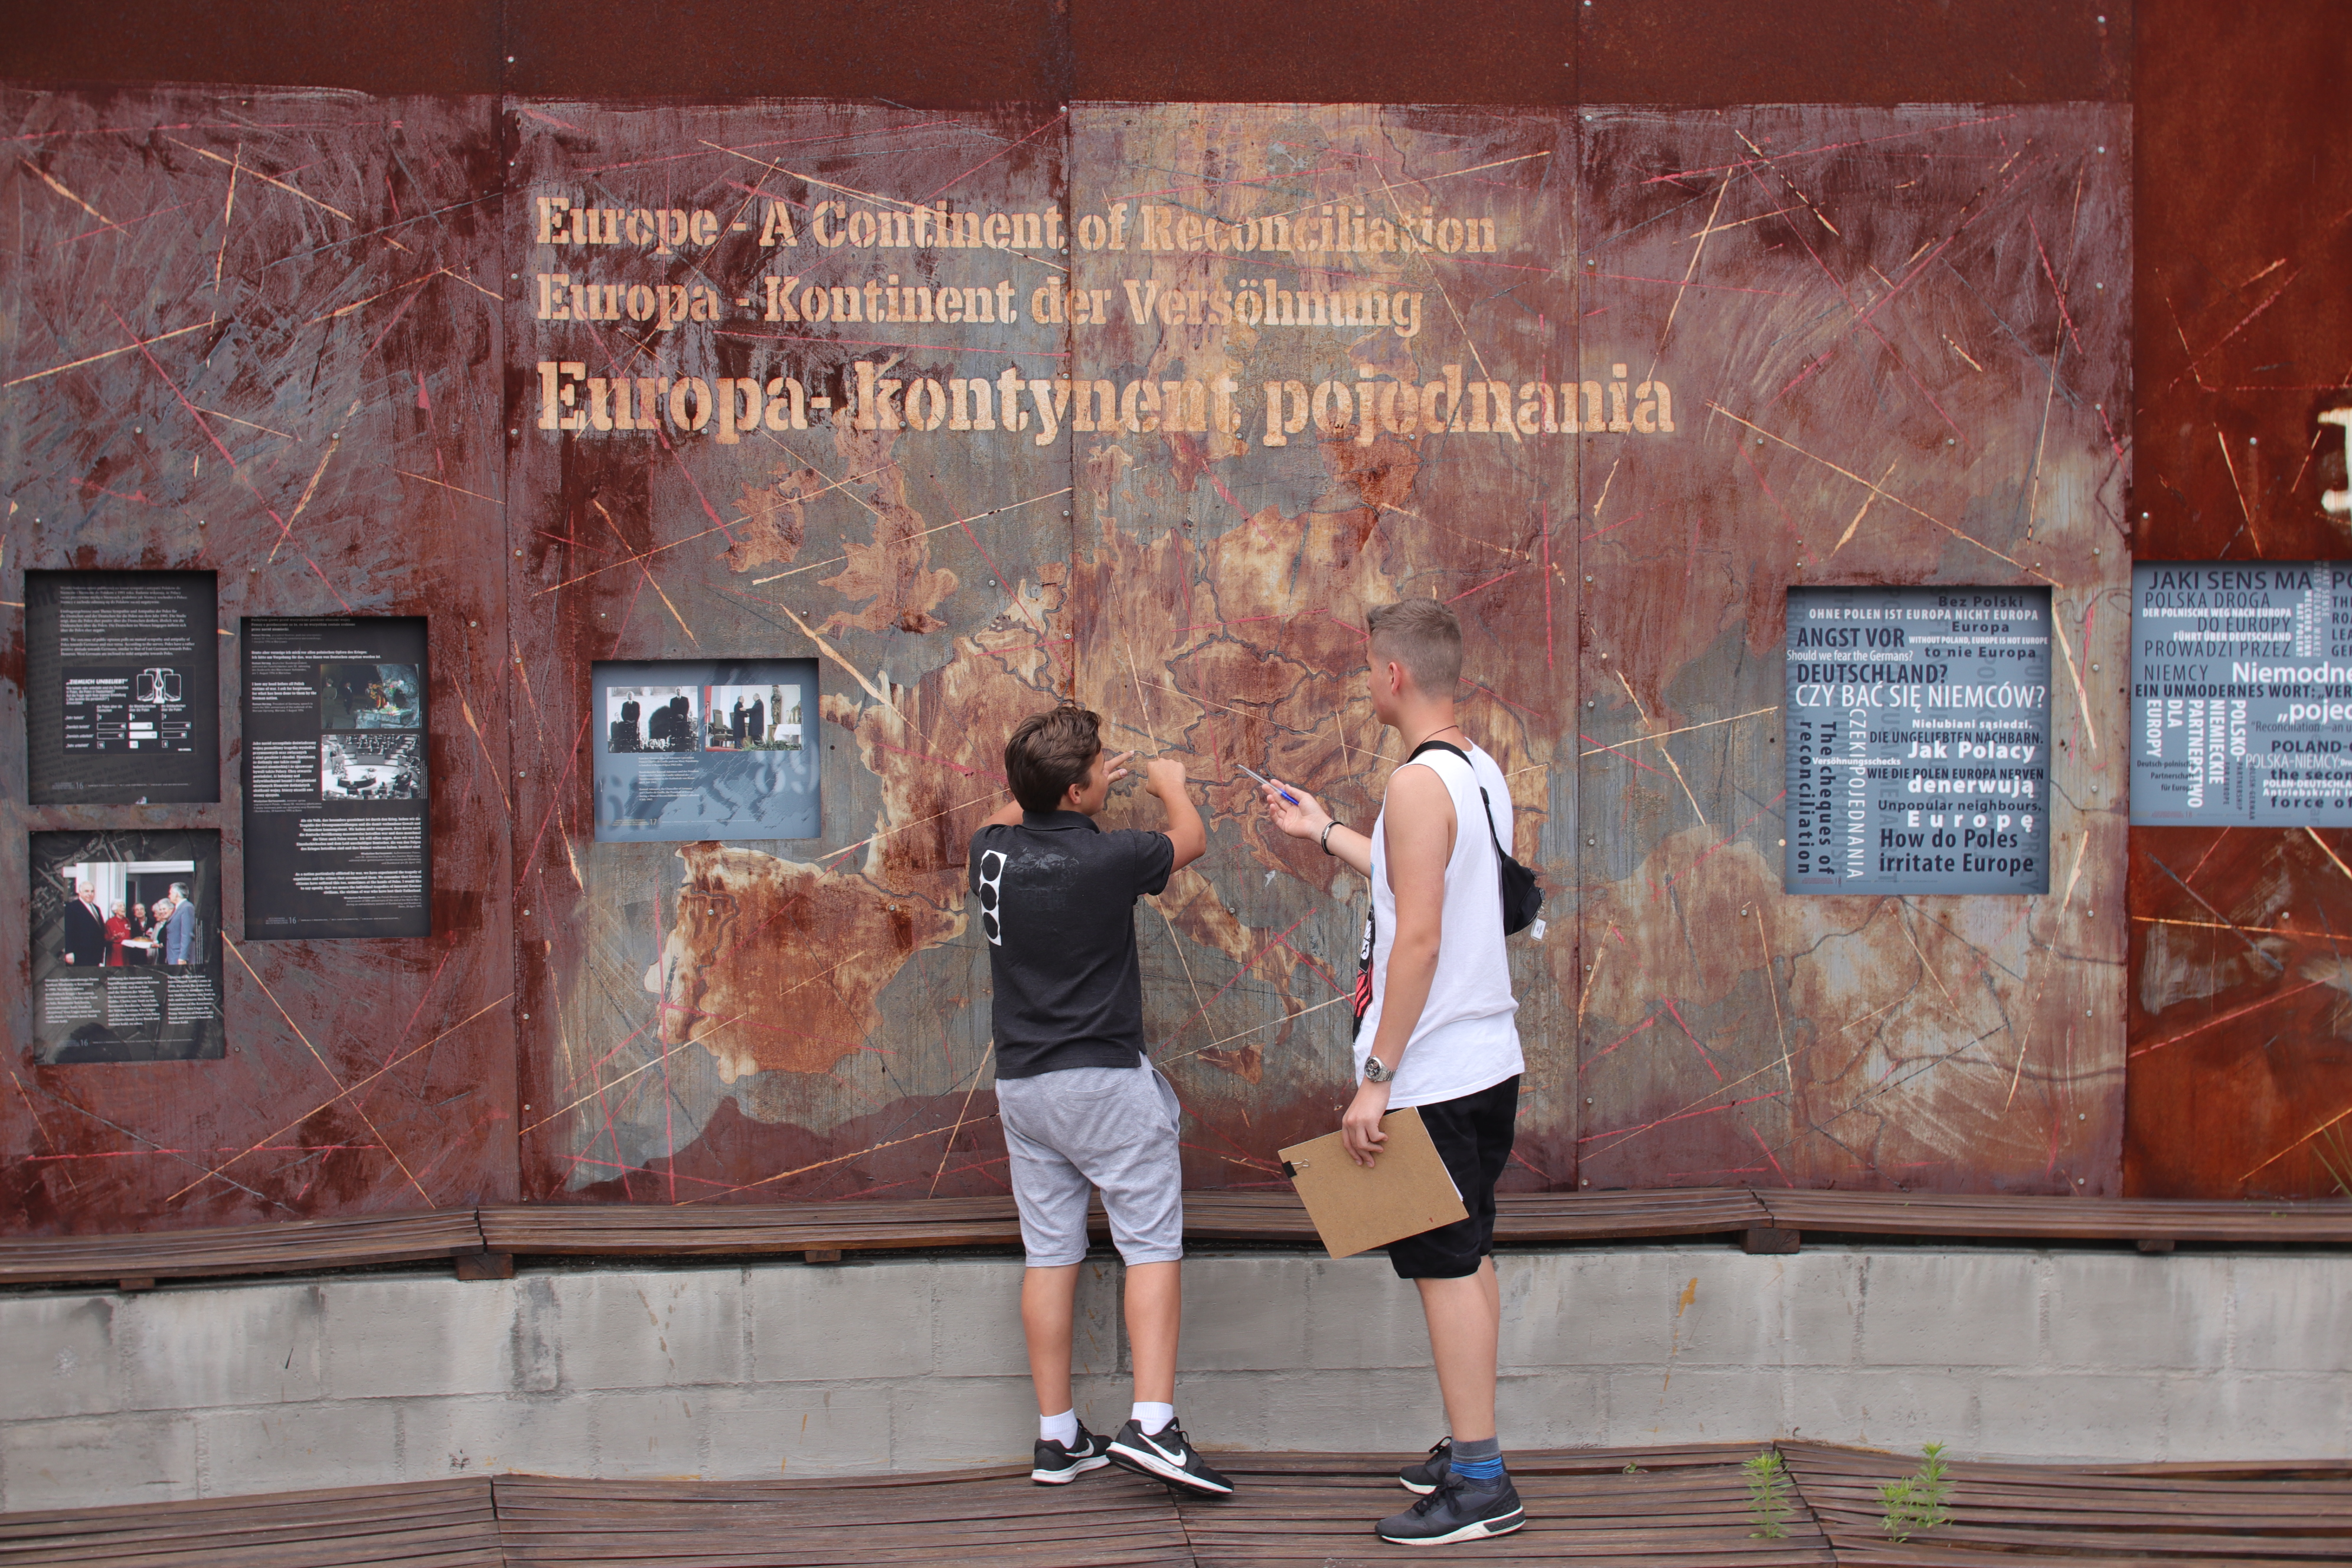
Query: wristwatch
1362 1055 1396 1083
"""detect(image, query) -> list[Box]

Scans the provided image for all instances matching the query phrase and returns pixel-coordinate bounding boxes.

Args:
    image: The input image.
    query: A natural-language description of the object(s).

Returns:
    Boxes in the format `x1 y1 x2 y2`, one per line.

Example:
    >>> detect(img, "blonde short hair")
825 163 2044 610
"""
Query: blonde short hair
1367 599 1464 695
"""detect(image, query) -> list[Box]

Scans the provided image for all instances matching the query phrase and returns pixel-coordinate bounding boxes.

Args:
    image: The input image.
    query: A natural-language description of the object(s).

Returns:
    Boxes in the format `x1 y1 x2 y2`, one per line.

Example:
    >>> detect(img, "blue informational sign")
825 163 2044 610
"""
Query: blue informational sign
1785 586 2053 895
2131 561 2352 825
591 659 821 843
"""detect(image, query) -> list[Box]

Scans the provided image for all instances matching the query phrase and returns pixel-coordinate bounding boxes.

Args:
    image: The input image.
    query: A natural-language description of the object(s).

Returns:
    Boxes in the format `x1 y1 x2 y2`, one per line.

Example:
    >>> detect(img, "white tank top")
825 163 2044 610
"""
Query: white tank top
1354 740 1524 1109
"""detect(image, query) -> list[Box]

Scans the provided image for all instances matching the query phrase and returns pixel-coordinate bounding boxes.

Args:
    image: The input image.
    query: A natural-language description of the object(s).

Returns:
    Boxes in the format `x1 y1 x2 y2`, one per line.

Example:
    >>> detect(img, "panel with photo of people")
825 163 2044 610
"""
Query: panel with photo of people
321 732 426 801
592 659 819 842
31 829 224 1062
321 661 422 730
606 684 699 753
702 682 803 752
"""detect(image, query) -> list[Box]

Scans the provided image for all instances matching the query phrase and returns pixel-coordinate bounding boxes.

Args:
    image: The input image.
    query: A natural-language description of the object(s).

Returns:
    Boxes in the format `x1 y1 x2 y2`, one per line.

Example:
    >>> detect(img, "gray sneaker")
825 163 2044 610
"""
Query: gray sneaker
1376 1472 1526 1545
1399 1435 1452 1495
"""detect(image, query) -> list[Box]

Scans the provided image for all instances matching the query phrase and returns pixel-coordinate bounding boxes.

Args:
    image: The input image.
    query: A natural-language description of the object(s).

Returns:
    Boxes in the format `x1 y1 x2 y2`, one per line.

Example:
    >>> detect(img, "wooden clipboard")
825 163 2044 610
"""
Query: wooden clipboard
1279 1107 1469 1259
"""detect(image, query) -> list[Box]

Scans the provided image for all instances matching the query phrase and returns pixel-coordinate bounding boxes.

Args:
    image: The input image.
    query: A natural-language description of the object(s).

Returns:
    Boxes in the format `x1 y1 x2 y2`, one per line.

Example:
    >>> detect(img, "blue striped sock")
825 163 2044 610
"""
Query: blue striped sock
1451 1435 1504 1480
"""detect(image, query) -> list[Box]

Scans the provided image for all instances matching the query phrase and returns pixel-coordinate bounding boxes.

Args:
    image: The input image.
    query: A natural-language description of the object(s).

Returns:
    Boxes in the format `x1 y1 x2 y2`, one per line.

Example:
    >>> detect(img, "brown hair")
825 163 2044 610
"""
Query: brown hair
1367 598 1464 695
1004 704 1103 812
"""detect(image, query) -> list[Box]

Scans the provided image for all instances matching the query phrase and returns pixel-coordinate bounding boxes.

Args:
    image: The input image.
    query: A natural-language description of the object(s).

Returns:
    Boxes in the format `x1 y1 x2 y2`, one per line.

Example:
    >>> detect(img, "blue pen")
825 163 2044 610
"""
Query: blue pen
1236 763 1301 806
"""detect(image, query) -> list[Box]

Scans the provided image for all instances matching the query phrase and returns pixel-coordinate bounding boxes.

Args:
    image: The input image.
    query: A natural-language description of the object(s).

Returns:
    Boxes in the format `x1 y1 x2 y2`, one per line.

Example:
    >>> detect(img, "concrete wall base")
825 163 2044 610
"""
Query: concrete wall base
4 1244 2346 1510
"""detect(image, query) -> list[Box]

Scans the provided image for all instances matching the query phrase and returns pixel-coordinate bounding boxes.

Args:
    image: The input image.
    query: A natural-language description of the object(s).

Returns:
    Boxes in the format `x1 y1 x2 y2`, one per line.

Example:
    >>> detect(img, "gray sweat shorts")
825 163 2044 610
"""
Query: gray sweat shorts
994 1060 1184 1268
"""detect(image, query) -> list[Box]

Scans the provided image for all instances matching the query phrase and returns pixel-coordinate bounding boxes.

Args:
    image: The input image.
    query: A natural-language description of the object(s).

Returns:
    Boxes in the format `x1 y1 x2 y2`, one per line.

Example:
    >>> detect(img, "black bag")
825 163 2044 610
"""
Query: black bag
1408 740 1544 936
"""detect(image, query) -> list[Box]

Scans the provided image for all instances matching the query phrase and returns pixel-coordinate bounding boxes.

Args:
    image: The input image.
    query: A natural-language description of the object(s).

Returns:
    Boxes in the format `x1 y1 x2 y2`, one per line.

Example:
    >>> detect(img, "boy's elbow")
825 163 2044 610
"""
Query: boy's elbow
1393 925 1443 966
1170 829 1207 871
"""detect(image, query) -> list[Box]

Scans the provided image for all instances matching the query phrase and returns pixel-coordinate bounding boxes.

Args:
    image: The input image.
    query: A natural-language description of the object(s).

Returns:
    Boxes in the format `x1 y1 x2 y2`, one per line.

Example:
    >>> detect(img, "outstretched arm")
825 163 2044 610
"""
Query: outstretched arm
1144 757 1207 871
1258 779 1372 877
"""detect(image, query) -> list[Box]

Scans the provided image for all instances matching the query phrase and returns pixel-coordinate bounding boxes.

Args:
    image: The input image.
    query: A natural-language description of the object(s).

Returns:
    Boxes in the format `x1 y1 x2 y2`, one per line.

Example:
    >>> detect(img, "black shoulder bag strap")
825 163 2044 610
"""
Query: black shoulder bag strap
1405 740 1544 936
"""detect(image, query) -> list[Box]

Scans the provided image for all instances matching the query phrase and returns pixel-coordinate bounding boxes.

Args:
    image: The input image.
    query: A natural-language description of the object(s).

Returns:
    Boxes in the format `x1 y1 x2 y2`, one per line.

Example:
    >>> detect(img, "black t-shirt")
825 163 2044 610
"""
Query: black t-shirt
972 809 1175 1078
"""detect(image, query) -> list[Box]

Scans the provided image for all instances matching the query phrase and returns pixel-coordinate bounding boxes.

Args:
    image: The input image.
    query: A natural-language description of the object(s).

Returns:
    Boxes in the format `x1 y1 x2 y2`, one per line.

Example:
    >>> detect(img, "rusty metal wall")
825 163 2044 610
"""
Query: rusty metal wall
7 2 2346 1230
506 102 1073 1203
1573 106 2131 1193
2123 0 2352 1199
1067 104 1577 1188
1 89 518 1231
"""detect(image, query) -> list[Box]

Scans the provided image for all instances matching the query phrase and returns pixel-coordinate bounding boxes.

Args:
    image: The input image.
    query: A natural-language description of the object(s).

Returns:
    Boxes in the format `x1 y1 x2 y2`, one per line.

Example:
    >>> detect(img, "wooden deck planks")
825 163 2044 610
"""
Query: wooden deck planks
0 1478 502 1567
1183 1450 1834 1564
489 1469 1192 1567
4 1446 2350 1566
0 1210 488 1286
1780 1443 2352 1564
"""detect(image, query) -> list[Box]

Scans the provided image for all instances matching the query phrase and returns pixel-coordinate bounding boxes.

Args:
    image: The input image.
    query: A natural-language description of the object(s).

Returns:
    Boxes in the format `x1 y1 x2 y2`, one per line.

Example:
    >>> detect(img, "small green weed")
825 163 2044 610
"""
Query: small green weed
1743 1447 1793 1538
1879 1442 1955 1540
1621 1460 1641 1474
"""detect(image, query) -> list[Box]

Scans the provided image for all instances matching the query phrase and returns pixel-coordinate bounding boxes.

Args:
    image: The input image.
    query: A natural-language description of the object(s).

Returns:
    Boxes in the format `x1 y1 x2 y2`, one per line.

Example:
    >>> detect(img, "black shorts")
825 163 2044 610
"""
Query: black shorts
1387 1074 1520 1280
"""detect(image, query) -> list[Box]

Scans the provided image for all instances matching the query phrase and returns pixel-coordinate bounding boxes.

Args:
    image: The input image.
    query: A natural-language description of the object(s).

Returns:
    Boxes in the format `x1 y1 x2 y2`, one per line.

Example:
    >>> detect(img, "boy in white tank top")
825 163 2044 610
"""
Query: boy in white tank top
1259 599 1528 1546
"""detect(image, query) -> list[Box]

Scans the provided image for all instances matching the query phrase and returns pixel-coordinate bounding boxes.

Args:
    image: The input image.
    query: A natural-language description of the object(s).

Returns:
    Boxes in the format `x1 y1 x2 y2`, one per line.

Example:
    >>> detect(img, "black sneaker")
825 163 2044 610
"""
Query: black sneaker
1031 1422 1113 1484
1376 1472 1526 1545
1106 1417 1235 1497
1399 1435 1452 1495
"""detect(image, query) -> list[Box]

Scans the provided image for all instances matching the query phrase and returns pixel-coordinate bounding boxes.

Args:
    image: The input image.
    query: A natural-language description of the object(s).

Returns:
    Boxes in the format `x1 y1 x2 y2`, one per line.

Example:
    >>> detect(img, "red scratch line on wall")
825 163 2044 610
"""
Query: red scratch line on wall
1749 1127 1792 1185
2029 213 2086 359
1540 501 1555 671
103 302 355 609
305 270 433 325
165 135 407 251
557 1152 737 1193
574 119 974 182
1711 403 2036 578
1155 912 1313 1051
521 710 595 896
1 319 210 387
2131 980 2327 1059
1446 566 1521 602
2164 268 2307 393
929 1047 992 1198
1642 114 2020 185
682 1117 998 1204
1580 1092 1783 1150
1660 998 1725 1083
221 936 433 1207
1271 934 1342 994
376 946 458 1076
1580 733 1665 777
821 789 1003 871
2239 1100 2352 1184
1581 1012 1659 1074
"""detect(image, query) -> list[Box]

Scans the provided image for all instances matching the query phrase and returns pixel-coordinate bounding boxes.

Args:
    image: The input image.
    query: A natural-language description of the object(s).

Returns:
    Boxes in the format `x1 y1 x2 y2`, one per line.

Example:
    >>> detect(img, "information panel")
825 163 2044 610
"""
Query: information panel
2129 562 2352 825
25 570 218 804
592 659 819 843
31 829 225 1063
1786 586 2052 895
241 618 432 938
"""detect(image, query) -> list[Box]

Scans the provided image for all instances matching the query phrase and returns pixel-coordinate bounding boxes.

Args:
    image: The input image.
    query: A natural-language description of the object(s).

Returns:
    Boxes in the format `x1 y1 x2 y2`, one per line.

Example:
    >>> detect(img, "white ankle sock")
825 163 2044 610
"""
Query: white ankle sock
1131 1401 1175 1435
1040 1409 1079 1446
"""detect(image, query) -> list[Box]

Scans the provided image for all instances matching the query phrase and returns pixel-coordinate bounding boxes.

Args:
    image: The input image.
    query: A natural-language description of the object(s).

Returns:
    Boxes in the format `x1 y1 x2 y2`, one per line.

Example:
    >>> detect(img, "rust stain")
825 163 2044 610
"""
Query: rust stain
649 843 958 1081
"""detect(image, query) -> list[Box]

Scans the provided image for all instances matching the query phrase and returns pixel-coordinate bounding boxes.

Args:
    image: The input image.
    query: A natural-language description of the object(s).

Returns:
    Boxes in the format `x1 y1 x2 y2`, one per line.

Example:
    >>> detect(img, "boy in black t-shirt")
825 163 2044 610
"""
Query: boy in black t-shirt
971 705 1232 1495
